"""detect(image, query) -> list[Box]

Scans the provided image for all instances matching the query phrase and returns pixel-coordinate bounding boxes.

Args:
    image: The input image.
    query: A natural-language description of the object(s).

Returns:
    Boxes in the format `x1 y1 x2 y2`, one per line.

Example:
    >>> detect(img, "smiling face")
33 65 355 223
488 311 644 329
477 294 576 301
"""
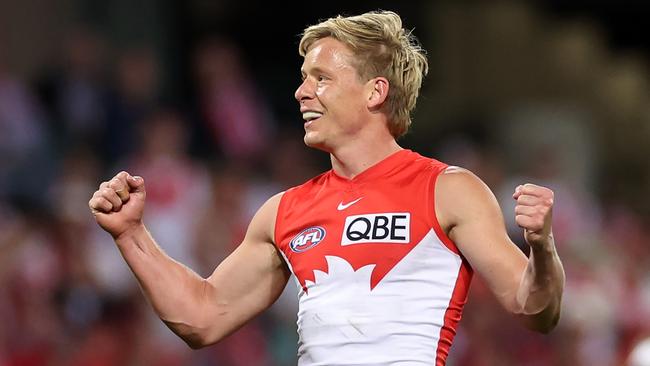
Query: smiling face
295 37 374 151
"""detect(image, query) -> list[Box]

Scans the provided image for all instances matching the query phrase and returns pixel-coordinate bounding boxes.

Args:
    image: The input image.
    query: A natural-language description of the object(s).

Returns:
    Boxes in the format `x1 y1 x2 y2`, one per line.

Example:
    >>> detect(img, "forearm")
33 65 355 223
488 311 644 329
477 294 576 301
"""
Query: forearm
114 224 212 344
515 236 565 333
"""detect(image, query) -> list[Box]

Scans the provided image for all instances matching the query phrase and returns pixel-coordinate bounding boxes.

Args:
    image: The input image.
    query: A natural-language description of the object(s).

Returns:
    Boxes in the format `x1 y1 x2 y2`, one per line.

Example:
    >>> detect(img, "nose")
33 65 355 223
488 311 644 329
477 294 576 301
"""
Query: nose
294 78 313 103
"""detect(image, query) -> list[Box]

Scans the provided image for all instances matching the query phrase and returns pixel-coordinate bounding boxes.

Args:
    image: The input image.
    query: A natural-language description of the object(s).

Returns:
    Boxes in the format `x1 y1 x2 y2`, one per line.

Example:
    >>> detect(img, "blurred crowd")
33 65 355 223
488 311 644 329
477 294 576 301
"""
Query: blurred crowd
0 25 320 366
1 2 650 366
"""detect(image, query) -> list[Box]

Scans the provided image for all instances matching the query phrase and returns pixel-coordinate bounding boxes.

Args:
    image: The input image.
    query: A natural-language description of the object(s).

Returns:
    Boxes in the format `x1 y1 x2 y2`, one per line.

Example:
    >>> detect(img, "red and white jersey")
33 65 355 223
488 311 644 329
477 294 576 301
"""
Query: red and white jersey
274 149 473 366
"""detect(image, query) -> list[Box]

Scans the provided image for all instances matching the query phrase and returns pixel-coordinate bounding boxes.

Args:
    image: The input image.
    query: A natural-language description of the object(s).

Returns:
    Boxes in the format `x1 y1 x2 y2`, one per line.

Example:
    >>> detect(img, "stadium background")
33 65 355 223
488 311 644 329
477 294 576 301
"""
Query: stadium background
1 1 649 365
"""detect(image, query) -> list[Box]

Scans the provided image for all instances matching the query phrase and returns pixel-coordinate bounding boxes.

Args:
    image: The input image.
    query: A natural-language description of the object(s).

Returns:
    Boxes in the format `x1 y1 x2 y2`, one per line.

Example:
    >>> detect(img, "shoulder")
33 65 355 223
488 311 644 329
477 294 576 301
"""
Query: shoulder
435 166 500 231
254 169 328 243
436 165 489 195
246 192 285 244
257 191 286 223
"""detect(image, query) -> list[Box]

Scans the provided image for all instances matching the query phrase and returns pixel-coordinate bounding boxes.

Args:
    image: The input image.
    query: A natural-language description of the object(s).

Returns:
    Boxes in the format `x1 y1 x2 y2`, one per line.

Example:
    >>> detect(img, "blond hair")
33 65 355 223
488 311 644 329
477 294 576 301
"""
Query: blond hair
299 10 428 138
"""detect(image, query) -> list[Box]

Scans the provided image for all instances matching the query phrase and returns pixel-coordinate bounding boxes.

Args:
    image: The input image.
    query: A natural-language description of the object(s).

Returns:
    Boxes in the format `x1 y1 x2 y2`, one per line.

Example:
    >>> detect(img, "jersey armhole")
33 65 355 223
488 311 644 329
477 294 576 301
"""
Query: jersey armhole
273 191 289 252
427 165 462 256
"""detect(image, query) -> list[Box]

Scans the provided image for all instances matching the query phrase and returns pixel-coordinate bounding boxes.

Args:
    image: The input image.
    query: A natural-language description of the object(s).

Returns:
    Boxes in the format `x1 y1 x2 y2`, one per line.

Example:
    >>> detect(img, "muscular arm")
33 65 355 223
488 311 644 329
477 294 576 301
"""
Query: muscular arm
123 195 288 347
90 173 290 348
436 167 565 333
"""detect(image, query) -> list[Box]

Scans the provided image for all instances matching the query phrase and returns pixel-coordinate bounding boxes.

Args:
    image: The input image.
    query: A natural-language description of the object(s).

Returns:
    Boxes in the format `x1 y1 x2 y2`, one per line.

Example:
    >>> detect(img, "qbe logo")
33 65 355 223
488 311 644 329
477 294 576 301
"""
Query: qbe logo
341 213 410 245
290 226 326 253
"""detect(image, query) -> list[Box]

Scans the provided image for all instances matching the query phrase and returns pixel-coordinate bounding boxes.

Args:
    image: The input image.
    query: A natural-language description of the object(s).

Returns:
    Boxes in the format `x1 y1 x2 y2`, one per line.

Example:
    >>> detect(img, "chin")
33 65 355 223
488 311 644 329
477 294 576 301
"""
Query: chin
303 133 330 152
303 130 318 145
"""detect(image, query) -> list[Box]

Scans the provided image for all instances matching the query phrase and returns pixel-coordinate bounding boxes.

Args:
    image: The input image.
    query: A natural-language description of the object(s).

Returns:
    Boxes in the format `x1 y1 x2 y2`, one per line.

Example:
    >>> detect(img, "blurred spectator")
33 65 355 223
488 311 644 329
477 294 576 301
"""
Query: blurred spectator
193 161 250 276
192 37 276 161
242 128 323 220
104 46 163 166
0 56 54 207
35 26 110 153
0 206 64 366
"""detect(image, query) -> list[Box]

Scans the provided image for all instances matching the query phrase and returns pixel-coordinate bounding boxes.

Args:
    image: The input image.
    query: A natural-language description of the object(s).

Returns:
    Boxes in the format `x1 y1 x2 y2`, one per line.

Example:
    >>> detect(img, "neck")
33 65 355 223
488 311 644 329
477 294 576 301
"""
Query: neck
330 135 402 179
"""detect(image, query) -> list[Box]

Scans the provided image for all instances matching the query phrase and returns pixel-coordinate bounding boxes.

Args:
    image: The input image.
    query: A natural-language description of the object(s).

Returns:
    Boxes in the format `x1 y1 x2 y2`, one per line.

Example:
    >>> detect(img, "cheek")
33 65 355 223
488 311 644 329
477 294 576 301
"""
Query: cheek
315 84 327 99
316 86 350 111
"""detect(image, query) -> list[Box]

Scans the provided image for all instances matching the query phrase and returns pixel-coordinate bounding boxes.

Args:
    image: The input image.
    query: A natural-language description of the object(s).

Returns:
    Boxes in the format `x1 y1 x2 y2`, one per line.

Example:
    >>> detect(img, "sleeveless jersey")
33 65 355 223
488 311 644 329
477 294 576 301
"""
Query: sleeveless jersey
274 149 473 366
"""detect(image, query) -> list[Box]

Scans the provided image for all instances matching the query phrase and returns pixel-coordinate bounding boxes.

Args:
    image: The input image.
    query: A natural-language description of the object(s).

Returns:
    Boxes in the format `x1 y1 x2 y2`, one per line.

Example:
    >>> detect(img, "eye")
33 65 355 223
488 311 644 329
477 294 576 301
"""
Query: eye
317 75 327 82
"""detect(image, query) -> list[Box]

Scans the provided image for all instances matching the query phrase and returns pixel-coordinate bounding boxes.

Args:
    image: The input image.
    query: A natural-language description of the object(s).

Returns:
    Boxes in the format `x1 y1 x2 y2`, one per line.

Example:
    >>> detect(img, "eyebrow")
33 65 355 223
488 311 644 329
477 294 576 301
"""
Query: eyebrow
300 66 330 79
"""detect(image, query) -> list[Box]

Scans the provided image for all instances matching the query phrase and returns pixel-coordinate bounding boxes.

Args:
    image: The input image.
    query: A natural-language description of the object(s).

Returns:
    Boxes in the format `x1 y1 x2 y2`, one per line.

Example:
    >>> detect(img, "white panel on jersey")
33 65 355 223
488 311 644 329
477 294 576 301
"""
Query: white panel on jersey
296 229 463 365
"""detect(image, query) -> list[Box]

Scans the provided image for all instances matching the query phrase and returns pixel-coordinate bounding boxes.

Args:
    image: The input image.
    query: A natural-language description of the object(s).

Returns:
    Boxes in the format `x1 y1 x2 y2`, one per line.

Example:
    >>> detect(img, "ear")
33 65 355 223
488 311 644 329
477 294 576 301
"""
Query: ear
366 77 389 111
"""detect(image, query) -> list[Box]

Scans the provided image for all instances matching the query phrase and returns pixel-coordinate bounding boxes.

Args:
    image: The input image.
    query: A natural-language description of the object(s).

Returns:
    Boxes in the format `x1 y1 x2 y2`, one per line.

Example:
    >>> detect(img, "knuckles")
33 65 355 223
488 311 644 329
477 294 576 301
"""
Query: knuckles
521 184 555 198
108 178 125 191
89 173 134 214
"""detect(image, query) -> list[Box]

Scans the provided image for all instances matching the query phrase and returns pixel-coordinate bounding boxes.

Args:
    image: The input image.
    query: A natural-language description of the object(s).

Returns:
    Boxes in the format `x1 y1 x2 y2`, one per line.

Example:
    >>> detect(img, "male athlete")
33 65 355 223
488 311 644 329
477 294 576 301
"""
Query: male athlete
89 11 564 365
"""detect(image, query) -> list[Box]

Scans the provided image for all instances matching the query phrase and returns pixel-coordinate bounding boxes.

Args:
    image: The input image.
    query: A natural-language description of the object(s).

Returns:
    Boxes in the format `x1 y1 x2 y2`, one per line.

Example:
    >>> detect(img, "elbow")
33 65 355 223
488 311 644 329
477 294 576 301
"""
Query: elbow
164 319 221 349
166 280 225 349
183 335 206 350
520 306 561 334
539 310 561 334
514 285 564 334
184 334 212 350
183 326 230 349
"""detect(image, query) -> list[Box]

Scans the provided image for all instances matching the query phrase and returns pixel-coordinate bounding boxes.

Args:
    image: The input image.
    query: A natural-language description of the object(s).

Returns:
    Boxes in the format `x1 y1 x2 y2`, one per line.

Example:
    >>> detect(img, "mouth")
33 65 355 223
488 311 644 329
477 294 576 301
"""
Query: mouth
302 111 323 127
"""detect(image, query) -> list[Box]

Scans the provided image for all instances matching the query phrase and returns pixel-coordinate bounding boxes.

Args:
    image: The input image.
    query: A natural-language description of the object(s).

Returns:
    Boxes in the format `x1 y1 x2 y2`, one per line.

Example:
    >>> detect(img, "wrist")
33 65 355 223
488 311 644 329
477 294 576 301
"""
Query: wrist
530 233 555 254
114 222 148 245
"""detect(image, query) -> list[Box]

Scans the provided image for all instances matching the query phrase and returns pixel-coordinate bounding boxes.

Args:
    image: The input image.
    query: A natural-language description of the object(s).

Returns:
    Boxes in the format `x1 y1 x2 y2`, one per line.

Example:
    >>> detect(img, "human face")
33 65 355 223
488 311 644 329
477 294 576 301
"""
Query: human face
295 37 372 151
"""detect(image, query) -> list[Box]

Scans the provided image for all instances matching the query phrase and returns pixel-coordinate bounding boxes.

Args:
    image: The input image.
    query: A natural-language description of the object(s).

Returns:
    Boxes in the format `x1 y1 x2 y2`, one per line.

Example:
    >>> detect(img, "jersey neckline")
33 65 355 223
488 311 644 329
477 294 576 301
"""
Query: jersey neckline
328 149 413 186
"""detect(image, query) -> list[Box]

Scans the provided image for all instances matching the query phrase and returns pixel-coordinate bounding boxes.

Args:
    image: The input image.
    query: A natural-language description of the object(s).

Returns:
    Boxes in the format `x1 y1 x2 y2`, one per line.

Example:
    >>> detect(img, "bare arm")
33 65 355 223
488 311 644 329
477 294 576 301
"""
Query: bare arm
436 167 565 333
89 172 290 348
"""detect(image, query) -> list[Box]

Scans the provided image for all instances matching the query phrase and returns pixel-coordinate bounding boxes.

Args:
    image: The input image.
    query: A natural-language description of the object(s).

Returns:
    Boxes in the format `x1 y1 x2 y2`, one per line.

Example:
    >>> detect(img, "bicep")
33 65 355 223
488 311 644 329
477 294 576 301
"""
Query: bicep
436 169 527 312
202 193 290 341
207 237 289 315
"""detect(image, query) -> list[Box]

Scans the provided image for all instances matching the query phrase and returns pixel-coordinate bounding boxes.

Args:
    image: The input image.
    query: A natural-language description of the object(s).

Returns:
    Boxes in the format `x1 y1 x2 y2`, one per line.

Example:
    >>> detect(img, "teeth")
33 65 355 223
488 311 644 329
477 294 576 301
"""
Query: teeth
302 111 323 121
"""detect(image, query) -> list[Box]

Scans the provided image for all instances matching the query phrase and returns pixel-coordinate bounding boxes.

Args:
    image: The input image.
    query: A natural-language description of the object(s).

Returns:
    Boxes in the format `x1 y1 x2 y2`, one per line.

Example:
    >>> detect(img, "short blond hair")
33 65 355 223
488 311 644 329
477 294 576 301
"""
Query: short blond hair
299 10 428 138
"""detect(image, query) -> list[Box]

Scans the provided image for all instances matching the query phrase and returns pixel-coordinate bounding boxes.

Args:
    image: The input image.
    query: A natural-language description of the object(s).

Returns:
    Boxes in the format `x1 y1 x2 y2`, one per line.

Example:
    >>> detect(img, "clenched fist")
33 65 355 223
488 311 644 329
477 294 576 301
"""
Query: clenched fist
512 183 554 248
89 171 146 239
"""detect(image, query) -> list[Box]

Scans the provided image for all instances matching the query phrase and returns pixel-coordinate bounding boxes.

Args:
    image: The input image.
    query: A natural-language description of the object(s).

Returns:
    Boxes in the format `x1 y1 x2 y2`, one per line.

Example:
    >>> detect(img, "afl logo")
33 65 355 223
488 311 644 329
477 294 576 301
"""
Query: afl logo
290 226 326 253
